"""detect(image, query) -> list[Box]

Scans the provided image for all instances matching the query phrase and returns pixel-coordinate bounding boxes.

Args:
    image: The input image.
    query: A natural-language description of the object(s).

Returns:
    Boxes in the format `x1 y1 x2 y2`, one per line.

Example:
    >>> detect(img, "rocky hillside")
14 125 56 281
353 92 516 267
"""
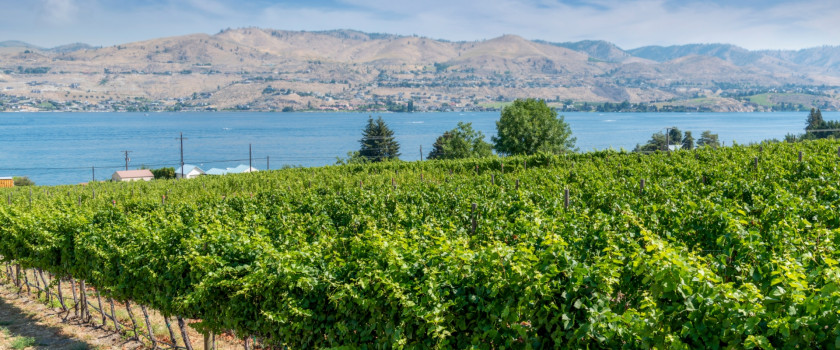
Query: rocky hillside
0 28 838 112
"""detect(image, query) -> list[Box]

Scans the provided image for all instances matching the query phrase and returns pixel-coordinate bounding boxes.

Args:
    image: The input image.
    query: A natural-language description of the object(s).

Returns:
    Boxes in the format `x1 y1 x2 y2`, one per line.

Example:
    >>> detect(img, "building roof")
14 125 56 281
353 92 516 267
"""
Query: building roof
0 177 12 180
114 169 154 179
205 168 227 175
227 164 258 174
175 164 204 175
204 165 258 175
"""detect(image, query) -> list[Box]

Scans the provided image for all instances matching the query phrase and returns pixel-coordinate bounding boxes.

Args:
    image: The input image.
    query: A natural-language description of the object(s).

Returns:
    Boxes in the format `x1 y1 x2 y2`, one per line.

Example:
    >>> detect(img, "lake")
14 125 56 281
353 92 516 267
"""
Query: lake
0 111 833 186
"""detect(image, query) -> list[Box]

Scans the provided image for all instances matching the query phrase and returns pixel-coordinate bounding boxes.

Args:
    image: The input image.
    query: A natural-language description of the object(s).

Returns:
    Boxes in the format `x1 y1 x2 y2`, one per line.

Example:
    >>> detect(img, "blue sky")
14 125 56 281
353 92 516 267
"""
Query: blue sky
1 0 837 50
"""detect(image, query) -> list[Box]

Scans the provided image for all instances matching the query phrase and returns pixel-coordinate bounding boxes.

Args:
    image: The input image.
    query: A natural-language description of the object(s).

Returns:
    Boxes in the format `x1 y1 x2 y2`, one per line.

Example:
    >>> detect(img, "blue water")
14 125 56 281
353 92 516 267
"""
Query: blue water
0 111 833 186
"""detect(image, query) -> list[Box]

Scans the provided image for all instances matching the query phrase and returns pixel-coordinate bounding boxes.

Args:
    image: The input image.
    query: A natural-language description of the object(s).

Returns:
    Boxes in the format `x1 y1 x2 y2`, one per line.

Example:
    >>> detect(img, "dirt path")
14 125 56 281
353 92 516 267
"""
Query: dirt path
0 284 143 350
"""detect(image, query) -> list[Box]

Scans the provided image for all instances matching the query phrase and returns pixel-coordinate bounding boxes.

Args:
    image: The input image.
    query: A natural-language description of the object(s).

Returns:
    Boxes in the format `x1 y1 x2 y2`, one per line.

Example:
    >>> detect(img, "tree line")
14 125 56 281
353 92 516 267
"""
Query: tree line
343 101 830 163
340 98 576 163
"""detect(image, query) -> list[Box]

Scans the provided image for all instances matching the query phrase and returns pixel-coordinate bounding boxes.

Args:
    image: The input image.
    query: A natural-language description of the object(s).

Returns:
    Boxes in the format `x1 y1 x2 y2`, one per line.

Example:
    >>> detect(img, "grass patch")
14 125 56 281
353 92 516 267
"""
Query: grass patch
746 93 773 107
152 323 170 338
11 336 36 349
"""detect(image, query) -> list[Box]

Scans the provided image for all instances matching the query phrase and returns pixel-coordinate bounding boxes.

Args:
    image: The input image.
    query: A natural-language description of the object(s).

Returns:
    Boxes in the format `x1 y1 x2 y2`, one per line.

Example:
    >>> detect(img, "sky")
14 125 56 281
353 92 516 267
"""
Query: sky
0 0 837 50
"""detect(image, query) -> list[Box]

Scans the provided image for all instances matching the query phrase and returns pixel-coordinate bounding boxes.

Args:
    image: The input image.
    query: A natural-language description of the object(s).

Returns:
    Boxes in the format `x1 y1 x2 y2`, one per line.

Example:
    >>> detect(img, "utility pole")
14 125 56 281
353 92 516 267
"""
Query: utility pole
249 144 252 172
664 126 676 152
91 166 95 182
121 150 132 171
177 133 187 179
266 155 270 171
420 145 423 161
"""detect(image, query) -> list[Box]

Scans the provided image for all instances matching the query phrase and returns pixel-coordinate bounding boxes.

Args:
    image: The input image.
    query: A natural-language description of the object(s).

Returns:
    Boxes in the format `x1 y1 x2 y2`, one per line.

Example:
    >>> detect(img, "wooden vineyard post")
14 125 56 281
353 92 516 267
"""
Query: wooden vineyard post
471 203 477 235
475 164 479 175
799 151 803 162
640 179 646 195
125 300 139 340
56 278 68 312
80 280 90 322
22 267 30 295
38 269 51 305
523 160 527 170
491 174 495 185
96 289 107 326
516 179 520 190
70 278 78 317
164 316 179 348
109 297 122 332
140 305 157 349
564 189 569 210
449 169 453 175
177 316 195 350
391 178 396 190
204 332 215 350
32 269 40 294
14 264 21 291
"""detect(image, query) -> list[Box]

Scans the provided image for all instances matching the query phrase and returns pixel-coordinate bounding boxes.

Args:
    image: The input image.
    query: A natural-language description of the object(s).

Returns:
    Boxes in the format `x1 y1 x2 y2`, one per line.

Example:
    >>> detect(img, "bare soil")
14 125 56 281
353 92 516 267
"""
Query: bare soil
0 283 141 350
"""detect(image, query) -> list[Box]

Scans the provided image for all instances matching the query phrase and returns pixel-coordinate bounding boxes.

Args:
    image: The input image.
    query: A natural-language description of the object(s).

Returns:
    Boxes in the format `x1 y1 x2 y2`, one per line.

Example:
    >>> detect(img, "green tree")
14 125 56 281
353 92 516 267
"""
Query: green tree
634 127 685 153
682 131 695 150
359 116 400 162
806 108 823 129
428 122 493 160
151 167 176 180
12 176 34 186
492 98 576 156
697 130 720 148
634 132 667 152
802 108 840 139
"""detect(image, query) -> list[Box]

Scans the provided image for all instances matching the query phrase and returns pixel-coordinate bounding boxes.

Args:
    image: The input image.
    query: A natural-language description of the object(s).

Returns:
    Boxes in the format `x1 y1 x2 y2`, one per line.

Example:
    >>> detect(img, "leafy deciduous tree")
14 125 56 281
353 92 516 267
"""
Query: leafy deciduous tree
428 122 492 160
492 98 576 155
697 130 720 148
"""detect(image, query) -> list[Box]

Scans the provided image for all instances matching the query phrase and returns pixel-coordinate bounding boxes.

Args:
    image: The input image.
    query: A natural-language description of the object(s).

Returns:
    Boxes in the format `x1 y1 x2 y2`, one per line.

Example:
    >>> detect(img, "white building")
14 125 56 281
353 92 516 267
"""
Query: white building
204 165 258 176
112 169 154 182
175 164 205 179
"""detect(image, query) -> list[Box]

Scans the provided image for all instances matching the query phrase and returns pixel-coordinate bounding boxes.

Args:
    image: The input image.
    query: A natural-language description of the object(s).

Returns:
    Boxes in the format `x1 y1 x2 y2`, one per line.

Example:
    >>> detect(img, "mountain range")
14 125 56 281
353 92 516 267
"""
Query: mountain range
0 28 838 112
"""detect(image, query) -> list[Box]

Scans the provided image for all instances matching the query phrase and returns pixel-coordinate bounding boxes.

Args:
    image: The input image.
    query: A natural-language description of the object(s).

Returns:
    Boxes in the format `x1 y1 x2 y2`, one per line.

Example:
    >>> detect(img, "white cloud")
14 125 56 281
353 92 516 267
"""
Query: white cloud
41 0 79 24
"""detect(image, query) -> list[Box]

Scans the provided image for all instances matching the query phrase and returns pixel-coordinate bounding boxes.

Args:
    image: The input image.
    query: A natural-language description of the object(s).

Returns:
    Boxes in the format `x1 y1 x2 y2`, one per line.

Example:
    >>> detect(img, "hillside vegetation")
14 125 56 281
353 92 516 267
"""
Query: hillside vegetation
1 140 840 348
1 28 839 112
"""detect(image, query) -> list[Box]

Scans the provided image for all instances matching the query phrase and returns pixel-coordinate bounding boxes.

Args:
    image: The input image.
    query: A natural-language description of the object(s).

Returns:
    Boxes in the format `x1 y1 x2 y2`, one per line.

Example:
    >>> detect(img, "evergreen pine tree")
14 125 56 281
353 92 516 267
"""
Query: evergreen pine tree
359 116 400 162
682 131 695 150
806 108 824 130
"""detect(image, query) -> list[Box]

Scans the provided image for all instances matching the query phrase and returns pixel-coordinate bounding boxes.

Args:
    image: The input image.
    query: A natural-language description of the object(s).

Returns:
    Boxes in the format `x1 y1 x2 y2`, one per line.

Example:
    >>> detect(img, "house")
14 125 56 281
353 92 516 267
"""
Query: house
0 177 13 188
226 164 258 174
204 165 258 176
205 168 227 176
175 164 205 179
112 169 154 182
